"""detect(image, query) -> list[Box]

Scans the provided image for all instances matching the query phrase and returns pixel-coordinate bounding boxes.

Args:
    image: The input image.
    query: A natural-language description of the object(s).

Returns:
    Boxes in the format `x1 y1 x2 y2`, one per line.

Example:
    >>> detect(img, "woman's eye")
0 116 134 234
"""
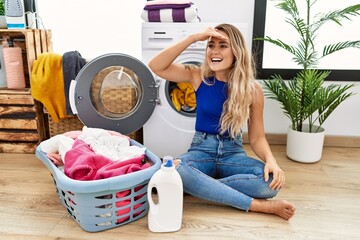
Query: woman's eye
208 44 215 49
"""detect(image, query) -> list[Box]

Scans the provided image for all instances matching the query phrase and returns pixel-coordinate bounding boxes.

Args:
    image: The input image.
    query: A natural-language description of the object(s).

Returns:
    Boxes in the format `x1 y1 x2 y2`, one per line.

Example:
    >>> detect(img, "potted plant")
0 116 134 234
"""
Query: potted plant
0 0 6 29
256 0 360 163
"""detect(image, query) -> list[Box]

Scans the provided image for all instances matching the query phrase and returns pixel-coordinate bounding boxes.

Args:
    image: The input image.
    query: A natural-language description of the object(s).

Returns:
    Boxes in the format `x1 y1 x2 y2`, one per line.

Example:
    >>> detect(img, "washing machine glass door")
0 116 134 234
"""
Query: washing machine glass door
70 53 157 135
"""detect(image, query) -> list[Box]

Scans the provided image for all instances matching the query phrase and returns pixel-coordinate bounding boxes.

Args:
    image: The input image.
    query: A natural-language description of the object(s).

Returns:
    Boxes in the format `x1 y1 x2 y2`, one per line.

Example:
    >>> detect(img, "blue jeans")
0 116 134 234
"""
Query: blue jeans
176 131 279 211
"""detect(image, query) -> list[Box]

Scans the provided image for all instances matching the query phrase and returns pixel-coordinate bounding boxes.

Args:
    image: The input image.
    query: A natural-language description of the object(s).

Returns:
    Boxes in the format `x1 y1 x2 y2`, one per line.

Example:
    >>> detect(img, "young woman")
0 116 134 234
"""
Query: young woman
148 23 295 220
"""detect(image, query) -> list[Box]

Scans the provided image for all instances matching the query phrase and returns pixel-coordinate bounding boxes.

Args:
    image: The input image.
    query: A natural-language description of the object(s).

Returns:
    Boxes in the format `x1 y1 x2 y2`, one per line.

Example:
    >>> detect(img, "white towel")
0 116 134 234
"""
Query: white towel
141 4 200 22
78 126 146 161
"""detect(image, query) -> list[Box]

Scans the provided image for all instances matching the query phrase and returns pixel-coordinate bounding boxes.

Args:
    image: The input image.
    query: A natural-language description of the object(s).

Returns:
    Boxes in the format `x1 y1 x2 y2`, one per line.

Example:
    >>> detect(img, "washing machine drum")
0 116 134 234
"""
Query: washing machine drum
69 53 157 135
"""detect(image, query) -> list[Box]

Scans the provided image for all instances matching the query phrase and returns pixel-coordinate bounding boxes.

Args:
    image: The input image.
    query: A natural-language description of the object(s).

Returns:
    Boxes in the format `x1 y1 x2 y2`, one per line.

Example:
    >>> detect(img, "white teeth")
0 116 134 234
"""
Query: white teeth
211 58 222 62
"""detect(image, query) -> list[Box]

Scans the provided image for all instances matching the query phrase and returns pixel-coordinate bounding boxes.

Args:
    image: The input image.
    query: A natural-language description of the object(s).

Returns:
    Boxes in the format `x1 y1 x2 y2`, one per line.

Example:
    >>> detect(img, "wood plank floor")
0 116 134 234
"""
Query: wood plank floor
0 145 359 240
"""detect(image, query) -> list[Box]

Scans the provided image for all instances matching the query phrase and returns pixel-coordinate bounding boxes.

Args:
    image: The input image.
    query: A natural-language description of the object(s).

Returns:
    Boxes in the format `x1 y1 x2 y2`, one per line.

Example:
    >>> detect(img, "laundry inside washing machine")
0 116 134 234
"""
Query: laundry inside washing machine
167 81 196 115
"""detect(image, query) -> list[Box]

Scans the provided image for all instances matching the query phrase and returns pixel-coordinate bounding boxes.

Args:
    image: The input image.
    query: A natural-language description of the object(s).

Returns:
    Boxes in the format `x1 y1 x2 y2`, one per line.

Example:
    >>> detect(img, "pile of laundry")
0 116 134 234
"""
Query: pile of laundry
141 0 201 22
39 126 150 181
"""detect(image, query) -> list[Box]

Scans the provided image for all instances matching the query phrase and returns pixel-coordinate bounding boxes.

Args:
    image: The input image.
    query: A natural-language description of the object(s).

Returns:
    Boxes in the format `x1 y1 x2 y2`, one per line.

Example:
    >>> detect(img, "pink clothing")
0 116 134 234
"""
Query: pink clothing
115 185 146 223
95 158 150 180
47 153 64 166
64 139 149 181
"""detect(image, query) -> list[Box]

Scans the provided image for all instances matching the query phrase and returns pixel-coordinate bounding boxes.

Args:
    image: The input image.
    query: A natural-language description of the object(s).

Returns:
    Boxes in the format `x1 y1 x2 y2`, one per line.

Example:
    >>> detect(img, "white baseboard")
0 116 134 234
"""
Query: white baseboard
242 133 360 148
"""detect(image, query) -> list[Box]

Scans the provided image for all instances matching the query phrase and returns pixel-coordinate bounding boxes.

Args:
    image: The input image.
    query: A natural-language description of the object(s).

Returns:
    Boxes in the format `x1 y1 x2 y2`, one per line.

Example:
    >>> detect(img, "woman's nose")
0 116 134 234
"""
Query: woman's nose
211 47 220 53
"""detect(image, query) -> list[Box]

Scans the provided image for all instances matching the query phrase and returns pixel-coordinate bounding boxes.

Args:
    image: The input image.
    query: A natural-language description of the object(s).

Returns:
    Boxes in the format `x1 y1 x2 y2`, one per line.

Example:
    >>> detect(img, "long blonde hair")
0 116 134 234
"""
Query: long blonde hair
201 23 256 138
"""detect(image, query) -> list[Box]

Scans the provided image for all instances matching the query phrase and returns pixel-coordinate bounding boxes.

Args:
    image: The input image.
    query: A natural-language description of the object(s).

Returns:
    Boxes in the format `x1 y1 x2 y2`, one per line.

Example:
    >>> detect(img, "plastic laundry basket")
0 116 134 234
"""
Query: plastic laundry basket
35 139 162 232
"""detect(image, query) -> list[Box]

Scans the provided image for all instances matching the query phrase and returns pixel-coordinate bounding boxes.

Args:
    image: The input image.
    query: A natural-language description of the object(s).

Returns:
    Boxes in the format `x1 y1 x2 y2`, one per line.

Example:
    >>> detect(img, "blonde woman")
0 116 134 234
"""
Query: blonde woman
148 23 295 220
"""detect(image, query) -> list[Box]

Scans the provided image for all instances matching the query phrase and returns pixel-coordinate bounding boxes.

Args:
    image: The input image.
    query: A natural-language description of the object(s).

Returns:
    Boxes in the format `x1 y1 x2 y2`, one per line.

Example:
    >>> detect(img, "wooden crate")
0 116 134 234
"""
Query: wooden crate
0 89 38 153
0 29 52 153
0 29 52 88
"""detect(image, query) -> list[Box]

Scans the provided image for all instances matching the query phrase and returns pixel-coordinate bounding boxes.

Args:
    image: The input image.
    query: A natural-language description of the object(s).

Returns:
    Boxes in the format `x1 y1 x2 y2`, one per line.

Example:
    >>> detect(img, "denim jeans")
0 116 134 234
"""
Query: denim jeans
176 131 279 211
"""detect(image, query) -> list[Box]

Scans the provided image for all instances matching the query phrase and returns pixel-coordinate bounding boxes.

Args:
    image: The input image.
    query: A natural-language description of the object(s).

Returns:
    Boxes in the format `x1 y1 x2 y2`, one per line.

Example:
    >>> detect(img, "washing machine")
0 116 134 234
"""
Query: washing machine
141 22 252 158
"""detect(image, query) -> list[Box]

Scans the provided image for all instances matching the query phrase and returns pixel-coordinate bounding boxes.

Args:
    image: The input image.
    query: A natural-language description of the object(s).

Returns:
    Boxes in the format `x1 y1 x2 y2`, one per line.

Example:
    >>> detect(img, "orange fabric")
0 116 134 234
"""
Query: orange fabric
170 82 196 111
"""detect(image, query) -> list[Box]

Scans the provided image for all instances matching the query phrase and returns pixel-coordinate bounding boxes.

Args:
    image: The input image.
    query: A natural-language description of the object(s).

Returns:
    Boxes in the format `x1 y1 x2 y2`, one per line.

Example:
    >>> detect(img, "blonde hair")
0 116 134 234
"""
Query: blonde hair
201 23 256 138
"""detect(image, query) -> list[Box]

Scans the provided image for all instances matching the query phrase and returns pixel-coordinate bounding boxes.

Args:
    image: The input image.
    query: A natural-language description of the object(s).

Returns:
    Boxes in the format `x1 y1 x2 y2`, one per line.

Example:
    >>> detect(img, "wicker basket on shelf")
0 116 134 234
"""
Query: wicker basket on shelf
47 114 84 137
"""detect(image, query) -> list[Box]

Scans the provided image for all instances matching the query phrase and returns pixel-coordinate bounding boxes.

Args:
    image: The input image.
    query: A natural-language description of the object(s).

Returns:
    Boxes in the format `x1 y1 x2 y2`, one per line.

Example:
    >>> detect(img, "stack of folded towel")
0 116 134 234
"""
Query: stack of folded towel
141 0 201 22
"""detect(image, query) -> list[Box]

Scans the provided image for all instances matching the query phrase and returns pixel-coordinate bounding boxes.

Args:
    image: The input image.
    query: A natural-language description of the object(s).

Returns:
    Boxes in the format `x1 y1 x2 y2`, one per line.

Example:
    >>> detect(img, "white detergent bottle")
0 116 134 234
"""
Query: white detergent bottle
147 156 183 232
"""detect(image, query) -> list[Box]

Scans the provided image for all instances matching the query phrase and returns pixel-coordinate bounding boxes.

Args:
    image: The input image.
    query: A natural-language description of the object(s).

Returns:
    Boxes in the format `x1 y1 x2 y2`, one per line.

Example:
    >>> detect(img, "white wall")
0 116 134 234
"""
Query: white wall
36 0 360 137
36 0 146 60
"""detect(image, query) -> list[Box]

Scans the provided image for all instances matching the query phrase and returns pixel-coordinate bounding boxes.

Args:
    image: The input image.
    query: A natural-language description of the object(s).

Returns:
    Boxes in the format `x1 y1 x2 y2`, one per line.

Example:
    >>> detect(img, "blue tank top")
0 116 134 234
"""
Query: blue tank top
195 77 228 134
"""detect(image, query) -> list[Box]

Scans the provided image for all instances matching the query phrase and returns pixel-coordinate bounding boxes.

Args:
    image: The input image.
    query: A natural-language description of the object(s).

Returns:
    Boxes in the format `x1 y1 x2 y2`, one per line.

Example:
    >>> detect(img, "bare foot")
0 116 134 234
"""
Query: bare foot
249 199 296 220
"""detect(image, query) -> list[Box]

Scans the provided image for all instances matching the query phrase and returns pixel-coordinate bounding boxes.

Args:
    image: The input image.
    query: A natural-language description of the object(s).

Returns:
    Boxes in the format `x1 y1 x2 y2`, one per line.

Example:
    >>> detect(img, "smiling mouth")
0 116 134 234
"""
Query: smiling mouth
211 57 223 63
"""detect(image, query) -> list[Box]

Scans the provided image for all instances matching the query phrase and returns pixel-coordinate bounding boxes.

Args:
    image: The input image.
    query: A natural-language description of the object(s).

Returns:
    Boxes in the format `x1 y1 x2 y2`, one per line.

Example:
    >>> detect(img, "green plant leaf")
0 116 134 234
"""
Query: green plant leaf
255 37 298 56
322 41 360 58
320 4 360 26
317 84 356 126
0 0 4 16
276 0 299 19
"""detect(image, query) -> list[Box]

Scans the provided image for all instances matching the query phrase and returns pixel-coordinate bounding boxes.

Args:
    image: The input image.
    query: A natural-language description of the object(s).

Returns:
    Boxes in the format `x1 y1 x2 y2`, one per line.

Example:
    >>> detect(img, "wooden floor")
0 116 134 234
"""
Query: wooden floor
0 145 359 240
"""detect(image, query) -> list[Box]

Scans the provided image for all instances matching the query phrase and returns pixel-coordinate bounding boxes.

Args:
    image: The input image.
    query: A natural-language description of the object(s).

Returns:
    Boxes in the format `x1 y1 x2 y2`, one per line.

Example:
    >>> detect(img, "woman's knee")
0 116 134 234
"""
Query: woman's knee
255 176 280 199
257 186 279 199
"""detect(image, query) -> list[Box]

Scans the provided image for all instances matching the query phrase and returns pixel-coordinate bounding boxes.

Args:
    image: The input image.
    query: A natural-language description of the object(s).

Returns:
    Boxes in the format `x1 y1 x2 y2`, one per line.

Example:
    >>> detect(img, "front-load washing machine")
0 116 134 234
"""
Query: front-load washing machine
68 23 252 159
141 22 252 158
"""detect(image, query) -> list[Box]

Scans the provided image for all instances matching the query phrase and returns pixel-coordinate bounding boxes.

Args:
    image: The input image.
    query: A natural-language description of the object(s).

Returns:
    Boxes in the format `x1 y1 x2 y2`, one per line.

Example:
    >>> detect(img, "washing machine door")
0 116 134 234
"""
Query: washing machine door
69 53 157 135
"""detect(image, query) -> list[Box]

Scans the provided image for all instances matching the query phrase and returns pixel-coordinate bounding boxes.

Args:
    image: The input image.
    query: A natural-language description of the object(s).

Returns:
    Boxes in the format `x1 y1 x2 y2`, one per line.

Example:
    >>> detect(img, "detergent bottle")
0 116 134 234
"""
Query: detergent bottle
147 156 183 232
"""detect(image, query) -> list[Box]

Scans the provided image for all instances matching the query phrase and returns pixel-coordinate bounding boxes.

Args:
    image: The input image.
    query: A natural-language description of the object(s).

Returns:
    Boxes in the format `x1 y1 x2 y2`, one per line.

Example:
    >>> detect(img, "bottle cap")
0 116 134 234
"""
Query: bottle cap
163 156 173 167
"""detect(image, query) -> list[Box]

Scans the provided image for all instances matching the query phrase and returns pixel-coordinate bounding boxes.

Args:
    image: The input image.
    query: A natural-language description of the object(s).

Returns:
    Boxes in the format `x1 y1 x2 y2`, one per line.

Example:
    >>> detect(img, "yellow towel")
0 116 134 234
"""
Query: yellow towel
31 52 67 123
170 82 196 111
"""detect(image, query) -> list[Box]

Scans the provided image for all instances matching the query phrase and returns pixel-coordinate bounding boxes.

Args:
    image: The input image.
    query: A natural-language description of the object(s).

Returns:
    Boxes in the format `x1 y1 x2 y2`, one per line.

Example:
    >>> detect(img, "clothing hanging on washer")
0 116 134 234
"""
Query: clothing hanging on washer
31 52 68 123
62 51 87 115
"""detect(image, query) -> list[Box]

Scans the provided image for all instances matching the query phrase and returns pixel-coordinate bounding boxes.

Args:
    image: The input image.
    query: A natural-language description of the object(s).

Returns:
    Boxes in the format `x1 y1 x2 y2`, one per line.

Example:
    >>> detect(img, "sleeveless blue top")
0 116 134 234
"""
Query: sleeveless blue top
195 77 228 134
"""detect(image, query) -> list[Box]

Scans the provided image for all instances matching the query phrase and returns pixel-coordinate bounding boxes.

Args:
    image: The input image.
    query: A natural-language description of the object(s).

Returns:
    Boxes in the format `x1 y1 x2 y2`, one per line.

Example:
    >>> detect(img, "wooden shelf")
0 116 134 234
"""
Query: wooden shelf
0 29 52 153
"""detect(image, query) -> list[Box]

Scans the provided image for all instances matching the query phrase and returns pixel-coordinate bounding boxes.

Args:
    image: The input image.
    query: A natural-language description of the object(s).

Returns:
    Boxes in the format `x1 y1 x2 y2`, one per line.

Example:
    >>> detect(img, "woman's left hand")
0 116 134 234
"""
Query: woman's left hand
264 159 285 191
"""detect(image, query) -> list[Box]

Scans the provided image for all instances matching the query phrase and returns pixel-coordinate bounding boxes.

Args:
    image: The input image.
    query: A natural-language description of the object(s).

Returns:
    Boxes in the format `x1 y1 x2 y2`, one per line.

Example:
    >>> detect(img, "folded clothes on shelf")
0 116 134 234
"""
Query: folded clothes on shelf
141 0 201 22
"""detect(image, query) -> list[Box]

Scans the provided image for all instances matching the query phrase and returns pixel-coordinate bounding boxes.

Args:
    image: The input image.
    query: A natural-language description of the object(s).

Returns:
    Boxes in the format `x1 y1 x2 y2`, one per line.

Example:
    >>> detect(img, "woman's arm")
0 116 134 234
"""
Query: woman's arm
148 34 197 85
148 27 227 87
248 82 285 190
